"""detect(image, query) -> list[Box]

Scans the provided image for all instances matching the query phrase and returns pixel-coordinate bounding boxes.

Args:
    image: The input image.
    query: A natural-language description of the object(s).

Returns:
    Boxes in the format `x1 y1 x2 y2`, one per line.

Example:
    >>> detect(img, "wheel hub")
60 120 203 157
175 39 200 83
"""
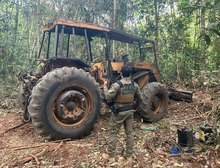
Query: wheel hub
66 101 76 111
56 90 87 124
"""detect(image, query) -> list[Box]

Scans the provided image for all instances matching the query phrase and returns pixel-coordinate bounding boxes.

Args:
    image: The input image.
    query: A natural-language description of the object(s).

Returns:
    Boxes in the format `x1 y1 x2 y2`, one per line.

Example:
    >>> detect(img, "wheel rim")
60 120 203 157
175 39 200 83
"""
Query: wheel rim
151 93 164 114
53 89 91 126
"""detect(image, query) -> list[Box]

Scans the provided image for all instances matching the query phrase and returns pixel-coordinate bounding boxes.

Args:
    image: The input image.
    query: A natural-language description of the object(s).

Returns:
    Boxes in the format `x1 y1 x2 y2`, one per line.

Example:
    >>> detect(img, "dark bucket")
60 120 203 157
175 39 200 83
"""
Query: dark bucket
177 127 194 147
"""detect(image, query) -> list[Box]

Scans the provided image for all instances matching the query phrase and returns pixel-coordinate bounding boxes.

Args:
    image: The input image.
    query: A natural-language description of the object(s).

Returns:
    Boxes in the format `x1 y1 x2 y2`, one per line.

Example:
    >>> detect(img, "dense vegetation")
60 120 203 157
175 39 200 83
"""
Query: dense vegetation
0 0 219 95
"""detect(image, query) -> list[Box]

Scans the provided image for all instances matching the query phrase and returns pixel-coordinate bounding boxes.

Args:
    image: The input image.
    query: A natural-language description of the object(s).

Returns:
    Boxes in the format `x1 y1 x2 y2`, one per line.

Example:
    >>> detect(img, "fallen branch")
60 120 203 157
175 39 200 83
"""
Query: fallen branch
55 141 63 152
146 137 170 162
175 110 213 123
0 144 47 151
0 141 92 151
181 115 203 122
13 147 48 166
29 154 40 165
171 122 186 126
10 140 73 166
50 138 71 143
146 145 168 162
69 143 93 147
0 138 71 151
0 122 27 135
193 106 203 116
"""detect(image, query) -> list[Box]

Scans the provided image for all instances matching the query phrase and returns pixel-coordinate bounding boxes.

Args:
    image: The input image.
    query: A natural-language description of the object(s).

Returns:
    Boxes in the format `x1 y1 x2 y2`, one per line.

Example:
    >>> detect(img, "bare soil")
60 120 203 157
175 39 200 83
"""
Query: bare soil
0 89 219 168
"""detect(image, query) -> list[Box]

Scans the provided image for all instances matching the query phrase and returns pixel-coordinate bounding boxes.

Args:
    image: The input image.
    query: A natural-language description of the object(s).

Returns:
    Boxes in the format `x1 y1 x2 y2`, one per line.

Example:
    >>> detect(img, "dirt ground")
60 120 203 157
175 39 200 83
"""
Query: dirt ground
0 89 220 168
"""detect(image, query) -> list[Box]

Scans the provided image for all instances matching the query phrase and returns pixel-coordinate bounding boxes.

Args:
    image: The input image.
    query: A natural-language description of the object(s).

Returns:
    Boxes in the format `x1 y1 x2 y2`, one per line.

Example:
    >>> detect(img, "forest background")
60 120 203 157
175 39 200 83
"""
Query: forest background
0 0 219 96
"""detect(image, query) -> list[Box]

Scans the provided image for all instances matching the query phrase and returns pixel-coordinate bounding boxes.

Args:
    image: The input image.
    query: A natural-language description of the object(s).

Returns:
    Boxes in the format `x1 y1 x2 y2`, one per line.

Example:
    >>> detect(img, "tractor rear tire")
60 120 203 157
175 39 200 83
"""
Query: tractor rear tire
28 67 101 140
139 82 168 122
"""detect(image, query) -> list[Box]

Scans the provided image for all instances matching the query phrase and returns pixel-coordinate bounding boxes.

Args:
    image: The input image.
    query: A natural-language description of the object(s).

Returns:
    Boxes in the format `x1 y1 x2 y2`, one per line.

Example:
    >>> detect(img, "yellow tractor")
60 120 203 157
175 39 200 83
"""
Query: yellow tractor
19 18 188 140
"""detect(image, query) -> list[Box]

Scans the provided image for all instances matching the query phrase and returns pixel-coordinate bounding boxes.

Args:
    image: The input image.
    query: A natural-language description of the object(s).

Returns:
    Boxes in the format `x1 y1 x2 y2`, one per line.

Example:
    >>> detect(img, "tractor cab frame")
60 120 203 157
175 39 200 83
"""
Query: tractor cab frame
37 18 160 85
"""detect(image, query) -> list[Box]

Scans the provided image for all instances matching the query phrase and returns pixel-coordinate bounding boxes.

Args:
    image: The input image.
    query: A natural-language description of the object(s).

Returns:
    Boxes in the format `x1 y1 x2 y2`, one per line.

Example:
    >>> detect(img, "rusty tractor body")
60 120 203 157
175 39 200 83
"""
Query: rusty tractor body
19 18 182 140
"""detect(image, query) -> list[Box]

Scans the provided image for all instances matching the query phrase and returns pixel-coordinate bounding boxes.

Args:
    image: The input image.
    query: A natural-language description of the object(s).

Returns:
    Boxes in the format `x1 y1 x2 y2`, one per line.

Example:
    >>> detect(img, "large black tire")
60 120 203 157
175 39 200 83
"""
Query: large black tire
28 67 101 140
139 82 168 122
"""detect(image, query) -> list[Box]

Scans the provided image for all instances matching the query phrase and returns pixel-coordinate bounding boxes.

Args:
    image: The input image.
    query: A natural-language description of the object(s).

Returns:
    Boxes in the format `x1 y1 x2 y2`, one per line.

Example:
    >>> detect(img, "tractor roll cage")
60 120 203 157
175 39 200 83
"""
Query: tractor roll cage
38 18 157 65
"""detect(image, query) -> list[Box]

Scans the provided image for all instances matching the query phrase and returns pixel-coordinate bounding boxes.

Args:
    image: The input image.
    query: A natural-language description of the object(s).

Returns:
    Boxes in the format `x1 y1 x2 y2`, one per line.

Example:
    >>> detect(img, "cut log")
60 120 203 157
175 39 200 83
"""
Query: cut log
168 88 193 103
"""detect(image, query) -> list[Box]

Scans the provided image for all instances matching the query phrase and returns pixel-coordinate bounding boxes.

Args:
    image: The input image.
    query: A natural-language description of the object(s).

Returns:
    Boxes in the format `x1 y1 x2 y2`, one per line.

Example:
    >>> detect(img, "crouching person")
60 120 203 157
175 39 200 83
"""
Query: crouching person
102 65 142 162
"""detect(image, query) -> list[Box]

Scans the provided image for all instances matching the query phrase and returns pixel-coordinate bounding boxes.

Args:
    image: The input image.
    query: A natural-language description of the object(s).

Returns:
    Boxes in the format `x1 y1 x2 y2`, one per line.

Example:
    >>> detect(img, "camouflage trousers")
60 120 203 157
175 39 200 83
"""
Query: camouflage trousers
107 111 134 157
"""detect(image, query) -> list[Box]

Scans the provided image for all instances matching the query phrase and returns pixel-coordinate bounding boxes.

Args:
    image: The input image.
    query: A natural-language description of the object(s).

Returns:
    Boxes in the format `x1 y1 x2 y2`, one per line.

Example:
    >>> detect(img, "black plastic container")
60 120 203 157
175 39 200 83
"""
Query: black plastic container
177 127 194 147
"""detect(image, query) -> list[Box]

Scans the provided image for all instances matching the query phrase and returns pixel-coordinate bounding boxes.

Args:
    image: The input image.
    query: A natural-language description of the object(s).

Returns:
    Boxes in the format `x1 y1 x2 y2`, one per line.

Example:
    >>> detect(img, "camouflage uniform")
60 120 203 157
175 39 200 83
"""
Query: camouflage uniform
105 77 142 157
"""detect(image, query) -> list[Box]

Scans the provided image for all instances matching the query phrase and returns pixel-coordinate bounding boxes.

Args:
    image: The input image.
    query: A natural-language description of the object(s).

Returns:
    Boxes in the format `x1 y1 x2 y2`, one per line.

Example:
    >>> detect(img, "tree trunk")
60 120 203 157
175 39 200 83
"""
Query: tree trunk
200 0 206 70
193 12 199 70
112 0 117 59
35 0 40 59
170 1 180 82
212 4 220 69
14 0 19 44
154 0 159 58
4 0 9 77
217 40 220 69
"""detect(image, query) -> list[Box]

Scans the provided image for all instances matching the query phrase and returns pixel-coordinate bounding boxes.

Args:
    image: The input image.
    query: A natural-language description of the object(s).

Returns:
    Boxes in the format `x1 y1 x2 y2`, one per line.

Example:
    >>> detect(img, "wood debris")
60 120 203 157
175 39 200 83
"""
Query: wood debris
0 88 219 167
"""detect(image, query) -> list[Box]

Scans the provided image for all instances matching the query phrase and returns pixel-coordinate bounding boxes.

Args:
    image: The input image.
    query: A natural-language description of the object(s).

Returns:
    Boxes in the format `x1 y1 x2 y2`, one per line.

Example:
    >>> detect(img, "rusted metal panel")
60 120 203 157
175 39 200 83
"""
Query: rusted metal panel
133 62 162 83
43 18 152 45
43 18 110 32
135 74 150 89
111 62 124 72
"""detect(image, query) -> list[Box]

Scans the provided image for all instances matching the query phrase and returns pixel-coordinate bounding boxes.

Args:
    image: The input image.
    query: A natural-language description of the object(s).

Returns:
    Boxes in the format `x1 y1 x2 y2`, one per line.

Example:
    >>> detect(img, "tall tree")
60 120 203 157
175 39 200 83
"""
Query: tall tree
112 0 117 58
0 0 220 88
154 0 159 57
200 0 206 70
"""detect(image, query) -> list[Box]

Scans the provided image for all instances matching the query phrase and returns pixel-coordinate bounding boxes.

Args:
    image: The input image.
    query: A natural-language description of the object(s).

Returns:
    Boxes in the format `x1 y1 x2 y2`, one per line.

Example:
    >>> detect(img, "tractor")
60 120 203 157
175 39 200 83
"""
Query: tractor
19 18 175 140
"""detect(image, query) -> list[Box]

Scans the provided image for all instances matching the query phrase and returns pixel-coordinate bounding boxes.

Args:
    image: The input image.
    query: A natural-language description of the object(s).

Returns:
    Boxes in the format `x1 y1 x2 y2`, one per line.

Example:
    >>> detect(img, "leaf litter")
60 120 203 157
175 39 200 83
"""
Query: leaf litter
0 89 219 167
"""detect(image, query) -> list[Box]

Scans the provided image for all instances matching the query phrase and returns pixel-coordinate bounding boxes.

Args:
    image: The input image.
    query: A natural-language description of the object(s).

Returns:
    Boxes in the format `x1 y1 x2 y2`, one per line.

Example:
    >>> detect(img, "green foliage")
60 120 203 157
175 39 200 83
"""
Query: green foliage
0 0 219 95
198 34 211 46
210 29 220 37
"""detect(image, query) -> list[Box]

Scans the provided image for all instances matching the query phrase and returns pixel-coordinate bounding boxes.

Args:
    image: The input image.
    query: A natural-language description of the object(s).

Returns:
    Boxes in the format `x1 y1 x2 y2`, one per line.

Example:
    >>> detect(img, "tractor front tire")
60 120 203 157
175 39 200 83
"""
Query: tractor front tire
139 82 168 122
28 67 101 140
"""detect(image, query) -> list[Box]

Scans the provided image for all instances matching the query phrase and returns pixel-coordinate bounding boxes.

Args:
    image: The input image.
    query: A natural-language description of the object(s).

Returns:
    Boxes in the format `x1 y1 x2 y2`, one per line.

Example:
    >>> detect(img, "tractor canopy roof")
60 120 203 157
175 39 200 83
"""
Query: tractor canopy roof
43 18 153 45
